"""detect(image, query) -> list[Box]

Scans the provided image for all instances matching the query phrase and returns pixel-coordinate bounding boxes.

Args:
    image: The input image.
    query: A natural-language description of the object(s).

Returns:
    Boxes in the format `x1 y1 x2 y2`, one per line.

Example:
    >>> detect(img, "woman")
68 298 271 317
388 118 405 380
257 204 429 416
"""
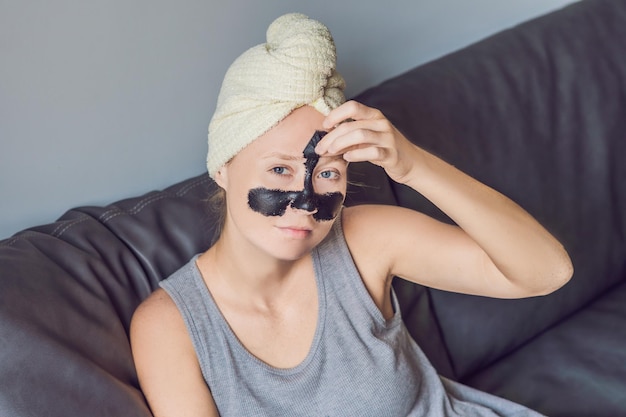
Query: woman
130 13 572 416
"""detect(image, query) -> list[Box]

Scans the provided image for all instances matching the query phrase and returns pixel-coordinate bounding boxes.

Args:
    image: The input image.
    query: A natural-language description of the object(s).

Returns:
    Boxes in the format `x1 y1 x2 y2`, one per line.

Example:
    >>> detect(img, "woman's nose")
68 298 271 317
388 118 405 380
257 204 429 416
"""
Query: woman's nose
291 192 318 214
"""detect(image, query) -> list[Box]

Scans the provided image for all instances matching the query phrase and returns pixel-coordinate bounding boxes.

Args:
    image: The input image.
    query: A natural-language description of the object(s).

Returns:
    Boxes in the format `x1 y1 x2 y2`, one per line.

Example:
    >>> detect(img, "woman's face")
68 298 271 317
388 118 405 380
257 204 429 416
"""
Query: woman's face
216 106 348 261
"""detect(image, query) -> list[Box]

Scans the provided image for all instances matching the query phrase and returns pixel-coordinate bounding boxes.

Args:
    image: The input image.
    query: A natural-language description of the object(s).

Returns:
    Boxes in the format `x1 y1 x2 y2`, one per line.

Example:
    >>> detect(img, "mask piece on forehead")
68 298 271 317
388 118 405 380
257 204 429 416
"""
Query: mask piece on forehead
248 130 344 222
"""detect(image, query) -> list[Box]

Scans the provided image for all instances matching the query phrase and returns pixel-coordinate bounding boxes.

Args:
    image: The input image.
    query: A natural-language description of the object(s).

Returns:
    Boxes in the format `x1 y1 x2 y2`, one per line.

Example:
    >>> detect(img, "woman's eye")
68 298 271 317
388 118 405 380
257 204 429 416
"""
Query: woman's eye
271 166 288 175
318 170 339 180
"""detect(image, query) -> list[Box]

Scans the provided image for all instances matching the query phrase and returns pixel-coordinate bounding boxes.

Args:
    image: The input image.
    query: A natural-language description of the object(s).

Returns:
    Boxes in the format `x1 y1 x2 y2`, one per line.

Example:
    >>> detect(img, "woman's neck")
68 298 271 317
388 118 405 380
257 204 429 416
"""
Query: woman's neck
198 232 312 311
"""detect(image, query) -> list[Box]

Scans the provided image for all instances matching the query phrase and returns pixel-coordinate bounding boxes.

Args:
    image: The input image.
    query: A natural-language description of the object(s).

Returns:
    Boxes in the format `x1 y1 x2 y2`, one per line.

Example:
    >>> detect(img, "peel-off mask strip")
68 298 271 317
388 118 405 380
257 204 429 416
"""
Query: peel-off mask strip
248 131 344 221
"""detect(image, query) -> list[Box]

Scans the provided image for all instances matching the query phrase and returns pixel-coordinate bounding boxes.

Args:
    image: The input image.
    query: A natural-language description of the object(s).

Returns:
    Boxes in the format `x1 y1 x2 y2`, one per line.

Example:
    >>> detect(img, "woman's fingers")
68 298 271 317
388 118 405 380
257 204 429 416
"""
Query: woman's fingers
322 100 382 130
317 121 382 155
342 146 389 164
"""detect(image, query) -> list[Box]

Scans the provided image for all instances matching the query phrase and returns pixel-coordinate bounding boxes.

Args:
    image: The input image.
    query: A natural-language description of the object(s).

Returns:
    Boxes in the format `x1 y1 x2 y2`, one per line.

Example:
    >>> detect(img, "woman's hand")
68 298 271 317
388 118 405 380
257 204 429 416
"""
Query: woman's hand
315 101 420 184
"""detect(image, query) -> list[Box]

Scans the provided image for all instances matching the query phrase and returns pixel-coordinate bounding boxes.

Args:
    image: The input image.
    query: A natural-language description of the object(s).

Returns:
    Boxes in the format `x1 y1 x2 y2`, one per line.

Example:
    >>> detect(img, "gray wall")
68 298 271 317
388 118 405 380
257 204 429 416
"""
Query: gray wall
1 0 575 239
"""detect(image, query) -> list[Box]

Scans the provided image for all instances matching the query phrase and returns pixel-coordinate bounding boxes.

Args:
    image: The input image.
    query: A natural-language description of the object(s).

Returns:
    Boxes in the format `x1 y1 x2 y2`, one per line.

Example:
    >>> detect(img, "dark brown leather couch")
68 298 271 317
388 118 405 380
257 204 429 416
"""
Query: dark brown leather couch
1 0 624 415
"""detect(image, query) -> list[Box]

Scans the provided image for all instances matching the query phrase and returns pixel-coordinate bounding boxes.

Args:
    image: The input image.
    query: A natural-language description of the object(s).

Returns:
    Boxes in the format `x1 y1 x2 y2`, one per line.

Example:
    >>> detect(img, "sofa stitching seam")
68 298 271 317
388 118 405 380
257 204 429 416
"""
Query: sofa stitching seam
0 175 211 246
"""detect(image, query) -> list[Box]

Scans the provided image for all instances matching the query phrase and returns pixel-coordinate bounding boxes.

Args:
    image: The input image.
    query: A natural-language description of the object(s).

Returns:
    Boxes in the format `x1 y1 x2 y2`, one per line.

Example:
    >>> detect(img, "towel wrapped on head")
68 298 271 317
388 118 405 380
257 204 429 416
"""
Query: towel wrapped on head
206 13 346 178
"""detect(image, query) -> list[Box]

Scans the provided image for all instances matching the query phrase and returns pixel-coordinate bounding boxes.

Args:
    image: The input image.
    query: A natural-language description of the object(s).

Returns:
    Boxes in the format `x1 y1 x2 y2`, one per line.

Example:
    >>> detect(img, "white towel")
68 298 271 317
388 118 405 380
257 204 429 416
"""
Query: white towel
206 13 346 178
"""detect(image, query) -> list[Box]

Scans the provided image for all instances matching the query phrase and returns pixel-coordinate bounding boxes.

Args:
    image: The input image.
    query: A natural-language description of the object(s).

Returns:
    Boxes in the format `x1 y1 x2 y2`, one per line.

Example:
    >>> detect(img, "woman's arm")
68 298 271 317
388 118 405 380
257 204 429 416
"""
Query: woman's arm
318 101 573 298
130 289 220 417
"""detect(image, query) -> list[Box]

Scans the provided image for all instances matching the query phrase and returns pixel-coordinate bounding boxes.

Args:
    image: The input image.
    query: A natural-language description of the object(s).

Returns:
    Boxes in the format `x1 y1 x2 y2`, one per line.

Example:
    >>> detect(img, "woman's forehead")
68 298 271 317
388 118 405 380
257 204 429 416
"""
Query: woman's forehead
252 131 326 156
240 106 327 158
265 107 324 137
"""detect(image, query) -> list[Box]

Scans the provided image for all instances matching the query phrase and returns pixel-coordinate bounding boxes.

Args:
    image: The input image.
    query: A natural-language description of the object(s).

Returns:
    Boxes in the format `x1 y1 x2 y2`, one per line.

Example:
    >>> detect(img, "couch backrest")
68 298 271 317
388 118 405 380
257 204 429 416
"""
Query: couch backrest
0 174 215 416
351 0 626 379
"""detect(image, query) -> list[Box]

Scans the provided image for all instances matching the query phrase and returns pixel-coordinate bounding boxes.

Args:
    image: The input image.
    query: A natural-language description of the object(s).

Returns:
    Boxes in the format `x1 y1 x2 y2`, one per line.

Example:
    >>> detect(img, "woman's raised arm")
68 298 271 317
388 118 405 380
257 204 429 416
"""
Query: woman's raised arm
318 101 573 298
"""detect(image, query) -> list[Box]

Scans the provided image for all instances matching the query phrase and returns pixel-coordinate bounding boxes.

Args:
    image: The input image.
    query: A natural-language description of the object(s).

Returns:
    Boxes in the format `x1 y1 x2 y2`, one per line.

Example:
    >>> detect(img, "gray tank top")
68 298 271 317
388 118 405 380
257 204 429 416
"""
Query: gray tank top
161 216 543 416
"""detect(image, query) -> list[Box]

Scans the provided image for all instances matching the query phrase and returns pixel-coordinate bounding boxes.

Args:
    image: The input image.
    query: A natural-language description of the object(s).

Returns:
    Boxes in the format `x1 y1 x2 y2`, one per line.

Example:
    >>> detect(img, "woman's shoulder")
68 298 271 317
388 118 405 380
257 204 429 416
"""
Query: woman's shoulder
341 204 395 251
130 288 178 342
341 204 420 241
132 288 177 322
341 203 413 255
340 203 439 279
130 291 219 416
130 288 190 352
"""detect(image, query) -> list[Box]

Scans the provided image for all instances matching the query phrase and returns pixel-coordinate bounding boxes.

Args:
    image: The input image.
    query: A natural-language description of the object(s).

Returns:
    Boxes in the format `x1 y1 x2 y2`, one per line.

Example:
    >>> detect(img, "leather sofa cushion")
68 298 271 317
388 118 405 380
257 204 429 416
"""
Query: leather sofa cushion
464 282 626 416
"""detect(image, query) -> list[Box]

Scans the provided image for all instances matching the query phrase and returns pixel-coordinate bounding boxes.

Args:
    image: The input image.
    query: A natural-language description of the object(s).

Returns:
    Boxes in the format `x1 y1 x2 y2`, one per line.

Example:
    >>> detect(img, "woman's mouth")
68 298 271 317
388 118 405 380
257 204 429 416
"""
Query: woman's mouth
277 226 312 239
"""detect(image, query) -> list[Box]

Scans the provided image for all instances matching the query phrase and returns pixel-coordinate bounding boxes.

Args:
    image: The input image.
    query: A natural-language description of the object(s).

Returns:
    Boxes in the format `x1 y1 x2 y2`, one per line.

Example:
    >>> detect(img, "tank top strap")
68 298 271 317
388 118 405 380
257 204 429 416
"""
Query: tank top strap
315 212 403 328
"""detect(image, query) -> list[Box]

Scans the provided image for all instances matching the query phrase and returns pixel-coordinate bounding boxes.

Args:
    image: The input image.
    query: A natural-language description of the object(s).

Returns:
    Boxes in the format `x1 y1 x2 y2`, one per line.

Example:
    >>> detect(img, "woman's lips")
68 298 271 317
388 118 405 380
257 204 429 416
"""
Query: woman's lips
277 226 312 239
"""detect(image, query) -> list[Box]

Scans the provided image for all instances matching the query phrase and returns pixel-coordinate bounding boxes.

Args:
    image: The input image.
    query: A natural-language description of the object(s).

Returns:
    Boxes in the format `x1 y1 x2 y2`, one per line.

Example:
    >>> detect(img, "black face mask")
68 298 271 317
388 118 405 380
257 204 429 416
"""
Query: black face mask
247 130 344 222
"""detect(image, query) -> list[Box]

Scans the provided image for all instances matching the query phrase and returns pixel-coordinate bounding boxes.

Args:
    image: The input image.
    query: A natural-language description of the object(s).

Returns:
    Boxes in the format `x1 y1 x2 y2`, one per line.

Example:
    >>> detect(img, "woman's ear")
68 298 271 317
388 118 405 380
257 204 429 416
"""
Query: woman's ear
214 166 228 190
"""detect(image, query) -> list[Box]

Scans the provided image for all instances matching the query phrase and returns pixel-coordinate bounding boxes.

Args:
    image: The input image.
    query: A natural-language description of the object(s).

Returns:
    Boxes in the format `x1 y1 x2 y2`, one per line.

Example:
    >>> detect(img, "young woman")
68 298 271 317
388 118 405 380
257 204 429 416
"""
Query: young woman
130 13 572 417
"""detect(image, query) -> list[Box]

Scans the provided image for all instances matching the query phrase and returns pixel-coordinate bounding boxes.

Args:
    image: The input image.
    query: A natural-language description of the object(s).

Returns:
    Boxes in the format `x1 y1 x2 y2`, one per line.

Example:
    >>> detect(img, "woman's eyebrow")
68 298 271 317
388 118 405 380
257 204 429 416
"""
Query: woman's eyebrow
262 152 346 163
262 152 303 161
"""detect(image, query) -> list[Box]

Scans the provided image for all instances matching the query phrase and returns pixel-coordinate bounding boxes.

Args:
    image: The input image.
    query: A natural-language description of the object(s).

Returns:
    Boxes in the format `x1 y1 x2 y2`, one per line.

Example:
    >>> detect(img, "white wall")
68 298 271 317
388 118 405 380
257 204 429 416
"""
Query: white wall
0 0 575 239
